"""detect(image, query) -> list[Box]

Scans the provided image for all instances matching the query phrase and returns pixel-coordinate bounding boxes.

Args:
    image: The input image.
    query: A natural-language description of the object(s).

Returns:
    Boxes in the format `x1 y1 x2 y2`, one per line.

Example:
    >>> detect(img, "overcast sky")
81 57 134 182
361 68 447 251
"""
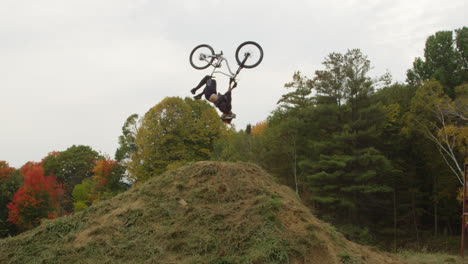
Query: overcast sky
1 0 466 168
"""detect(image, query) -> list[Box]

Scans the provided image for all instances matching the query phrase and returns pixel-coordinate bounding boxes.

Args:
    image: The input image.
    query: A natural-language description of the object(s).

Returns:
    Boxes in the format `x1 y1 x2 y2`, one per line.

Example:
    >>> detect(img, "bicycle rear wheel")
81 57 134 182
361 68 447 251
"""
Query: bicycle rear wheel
235 41 263 69
189 44 215 70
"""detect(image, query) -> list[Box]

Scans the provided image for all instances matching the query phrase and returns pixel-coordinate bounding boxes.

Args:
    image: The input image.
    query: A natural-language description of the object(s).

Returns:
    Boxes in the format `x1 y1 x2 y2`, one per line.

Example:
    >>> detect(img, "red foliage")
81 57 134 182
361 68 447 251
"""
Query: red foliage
0 161 15 182
7 162 64 230
92 159 118 187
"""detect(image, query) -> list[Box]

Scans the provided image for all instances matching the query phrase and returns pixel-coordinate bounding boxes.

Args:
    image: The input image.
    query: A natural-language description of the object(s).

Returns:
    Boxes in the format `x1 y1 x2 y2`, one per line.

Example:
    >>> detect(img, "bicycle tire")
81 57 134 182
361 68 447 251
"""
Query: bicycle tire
235 41 263 69
189 44 215 70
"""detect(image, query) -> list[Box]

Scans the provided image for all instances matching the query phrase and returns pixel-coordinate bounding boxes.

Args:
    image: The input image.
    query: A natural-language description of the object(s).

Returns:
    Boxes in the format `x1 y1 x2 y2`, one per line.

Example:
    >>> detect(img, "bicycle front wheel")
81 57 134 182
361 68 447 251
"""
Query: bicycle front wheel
235 41 263 69
189 44 215 70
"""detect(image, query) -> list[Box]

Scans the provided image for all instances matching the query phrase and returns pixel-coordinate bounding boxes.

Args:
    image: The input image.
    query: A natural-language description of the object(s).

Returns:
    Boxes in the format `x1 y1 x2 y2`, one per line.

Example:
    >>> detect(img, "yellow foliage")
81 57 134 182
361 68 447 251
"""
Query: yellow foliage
438 125 468 159
251 121 268 136
383 103 400 123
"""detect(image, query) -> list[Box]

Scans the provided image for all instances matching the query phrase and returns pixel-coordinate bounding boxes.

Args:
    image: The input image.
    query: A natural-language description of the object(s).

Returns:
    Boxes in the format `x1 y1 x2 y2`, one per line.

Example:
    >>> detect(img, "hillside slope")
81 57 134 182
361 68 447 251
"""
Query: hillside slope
0 161 404 264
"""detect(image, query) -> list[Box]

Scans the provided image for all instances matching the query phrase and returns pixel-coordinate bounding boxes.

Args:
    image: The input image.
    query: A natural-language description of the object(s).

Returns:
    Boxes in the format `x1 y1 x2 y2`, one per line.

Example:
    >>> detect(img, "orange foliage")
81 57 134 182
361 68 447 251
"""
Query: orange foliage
93 159 118 187
251 121 268 136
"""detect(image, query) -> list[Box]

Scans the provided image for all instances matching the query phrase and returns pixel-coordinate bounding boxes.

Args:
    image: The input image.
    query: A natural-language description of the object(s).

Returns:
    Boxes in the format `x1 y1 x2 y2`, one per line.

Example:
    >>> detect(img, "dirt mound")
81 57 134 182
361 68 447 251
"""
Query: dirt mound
0 161 404 263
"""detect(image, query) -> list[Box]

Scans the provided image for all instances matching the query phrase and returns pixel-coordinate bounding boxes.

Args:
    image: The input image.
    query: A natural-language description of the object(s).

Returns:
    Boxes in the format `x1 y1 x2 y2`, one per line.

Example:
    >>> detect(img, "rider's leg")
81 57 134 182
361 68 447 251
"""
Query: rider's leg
226 92 235 117
193 77 217 100
191 75 211 94
193 91 203 100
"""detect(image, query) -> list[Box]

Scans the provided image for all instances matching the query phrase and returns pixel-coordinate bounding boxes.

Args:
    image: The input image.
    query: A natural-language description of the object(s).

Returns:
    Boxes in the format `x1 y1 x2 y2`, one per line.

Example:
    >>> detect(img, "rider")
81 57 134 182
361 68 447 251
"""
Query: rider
191 75 237 124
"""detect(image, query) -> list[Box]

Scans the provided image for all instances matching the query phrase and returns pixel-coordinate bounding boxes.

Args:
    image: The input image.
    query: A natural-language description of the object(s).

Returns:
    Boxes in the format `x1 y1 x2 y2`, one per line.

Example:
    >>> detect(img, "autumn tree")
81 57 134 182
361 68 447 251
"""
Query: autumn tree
407 80 466 185
7 162 64 230
251 121 268 136
129 97 226 182
72 158 126 211
42 146 101 212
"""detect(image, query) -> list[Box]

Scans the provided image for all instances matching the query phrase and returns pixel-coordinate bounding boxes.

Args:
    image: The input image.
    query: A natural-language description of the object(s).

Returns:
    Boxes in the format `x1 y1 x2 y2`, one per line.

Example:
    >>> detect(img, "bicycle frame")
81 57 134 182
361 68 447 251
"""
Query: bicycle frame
208 53 236 78
200 51 249 81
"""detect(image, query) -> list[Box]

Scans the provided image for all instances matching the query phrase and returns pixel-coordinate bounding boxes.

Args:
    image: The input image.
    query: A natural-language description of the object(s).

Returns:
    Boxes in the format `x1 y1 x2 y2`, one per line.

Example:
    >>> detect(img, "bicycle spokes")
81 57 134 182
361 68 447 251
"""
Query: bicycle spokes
235 41 263 69
189 44 215 70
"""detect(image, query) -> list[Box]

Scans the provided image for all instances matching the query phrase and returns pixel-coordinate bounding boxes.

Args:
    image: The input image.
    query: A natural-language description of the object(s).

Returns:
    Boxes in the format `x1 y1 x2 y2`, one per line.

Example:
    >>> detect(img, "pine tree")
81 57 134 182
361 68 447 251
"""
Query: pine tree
302 50 394 241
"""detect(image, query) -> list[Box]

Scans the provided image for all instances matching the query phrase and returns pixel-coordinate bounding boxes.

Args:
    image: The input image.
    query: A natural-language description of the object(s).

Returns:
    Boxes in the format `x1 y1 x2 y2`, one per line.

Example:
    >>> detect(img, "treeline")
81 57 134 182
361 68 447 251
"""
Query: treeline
0 146 129 236
0 27 466 253
213 27 467 250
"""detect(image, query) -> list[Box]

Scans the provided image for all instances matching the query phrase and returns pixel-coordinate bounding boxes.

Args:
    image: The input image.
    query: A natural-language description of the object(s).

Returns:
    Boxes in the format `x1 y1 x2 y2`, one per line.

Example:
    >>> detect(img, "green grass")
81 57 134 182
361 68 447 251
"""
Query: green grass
338 252 359 264
398 250 465 264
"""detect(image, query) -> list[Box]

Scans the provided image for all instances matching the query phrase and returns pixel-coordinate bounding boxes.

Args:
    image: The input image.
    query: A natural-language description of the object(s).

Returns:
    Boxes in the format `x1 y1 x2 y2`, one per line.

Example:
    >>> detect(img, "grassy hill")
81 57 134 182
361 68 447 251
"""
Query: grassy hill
0 161 405 264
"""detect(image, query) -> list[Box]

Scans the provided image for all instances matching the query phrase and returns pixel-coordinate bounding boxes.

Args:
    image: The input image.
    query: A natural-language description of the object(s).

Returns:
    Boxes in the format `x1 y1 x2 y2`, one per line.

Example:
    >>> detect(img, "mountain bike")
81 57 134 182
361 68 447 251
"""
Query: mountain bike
189 41 263 124
189 41 263 82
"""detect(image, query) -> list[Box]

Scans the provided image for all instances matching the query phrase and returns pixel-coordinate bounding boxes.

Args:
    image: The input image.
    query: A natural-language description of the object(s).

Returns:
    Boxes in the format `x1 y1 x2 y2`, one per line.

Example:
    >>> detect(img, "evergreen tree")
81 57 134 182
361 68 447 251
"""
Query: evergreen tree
0 162 22 237
302 50 394 241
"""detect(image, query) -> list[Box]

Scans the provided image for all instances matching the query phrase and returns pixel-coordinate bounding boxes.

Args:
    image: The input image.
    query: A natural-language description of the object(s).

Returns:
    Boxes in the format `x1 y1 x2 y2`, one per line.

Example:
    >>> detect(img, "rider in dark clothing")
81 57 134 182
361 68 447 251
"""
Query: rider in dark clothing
213 90 232 114
191 75 236 123
192 75 217 100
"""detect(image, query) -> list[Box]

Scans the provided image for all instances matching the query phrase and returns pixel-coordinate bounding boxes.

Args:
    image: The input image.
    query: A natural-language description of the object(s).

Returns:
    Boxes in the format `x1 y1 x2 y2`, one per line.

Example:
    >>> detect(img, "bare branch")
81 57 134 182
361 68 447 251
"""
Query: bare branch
420 118 464 185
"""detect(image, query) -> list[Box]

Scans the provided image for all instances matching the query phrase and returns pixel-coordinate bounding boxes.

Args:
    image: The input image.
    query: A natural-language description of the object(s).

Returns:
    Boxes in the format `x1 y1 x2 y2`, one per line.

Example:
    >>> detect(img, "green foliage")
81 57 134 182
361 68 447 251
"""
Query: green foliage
72 178 94 211
337 225 374 245
129 97 227 182
42 145 101 212
338 252 358 264
295 49 394 230
115 113 139 163
277 71 312 110
406 27 468 98
72 159 127 212
73 201 88 212
212 129 254 162
405 80 465 186
0 165 22 237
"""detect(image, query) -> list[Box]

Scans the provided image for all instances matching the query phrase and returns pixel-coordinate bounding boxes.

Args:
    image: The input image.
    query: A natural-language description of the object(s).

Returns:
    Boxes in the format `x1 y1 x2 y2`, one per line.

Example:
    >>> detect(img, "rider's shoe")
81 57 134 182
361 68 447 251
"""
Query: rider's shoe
222 113 236 119
222 119 233 125
193 94 202 100
190 88 198 95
